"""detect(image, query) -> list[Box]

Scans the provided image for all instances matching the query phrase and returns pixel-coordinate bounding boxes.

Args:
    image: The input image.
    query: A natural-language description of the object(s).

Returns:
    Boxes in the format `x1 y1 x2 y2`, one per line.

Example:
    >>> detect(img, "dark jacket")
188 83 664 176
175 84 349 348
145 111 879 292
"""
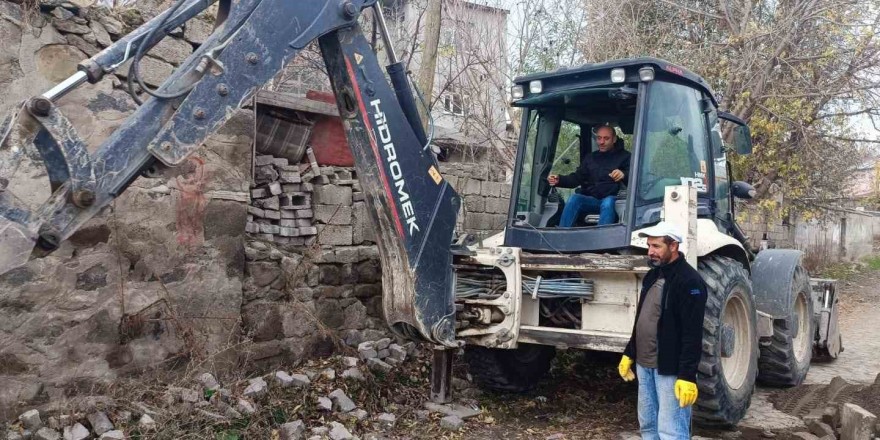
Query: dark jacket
623 255 708 382
557 146 631 199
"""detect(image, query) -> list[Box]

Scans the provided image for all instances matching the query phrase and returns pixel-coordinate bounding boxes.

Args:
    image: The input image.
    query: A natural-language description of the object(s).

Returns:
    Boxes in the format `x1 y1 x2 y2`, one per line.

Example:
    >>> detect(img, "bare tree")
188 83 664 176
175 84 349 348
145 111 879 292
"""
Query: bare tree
580 0 880 216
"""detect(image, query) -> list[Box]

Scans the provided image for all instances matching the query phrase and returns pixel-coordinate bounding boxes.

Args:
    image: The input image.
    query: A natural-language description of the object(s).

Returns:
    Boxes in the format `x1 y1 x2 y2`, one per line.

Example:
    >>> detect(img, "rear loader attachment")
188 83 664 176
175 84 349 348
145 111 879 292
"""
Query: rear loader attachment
0 0 460 347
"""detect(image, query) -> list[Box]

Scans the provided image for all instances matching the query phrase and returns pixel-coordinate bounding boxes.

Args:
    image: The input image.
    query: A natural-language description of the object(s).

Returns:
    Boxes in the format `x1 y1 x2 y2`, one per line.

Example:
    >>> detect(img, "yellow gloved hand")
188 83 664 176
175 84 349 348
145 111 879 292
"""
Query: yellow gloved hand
618 355 635 382
674 379 698 407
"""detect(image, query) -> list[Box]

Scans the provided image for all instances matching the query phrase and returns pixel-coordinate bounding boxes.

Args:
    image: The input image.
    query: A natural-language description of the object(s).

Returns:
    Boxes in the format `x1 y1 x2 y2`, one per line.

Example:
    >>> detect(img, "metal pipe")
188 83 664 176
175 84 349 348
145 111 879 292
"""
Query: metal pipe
372 4 398 64
42 71 89 102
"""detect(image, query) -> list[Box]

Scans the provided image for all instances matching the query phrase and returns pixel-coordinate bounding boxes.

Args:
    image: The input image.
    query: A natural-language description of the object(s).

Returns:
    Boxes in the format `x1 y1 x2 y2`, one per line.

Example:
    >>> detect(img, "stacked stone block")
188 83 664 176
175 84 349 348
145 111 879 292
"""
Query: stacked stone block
438 162 511 236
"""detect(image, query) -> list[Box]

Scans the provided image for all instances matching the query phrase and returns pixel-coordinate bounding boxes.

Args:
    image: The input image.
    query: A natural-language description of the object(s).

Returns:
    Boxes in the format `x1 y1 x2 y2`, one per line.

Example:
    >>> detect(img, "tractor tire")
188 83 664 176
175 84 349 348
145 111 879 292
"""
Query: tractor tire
464 343 556 393
694 255 759 428
757 265 814 386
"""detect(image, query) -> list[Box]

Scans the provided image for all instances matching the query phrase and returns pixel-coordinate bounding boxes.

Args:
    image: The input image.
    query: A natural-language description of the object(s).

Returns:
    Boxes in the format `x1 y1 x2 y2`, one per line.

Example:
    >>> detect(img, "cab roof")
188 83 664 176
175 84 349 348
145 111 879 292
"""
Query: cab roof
513 57 718 107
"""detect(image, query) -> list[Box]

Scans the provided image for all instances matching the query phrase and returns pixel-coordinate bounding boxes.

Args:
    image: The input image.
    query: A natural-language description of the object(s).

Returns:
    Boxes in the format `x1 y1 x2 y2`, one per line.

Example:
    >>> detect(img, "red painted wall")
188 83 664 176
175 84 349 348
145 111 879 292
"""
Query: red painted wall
306 91 354 167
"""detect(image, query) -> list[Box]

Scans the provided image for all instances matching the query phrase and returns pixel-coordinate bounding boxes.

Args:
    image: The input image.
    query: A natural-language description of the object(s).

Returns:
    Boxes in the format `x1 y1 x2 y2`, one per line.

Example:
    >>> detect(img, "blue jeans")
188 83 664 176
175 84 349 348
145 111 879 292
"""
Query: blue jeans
559 194 616 227
636 364 691 440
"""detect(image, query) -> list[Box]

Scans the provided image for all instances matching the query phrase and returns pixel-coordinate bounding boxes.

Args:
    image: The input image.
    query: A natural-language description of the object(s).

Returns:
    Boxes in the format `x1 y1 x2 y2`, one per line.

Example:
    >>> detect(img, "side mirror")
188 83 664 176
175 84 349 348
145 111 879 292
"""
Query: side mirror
731 181 756 199
718 112 753 155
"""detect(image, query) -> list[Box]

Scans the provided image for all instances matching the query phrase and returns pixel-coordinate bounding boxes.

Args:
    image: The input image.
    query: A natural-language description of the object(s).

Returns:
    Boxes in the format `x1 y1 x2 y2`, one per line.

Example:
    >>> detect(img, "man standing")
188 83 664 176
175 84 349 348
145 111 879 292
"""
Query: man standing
618 222 707 439
548 125 630 226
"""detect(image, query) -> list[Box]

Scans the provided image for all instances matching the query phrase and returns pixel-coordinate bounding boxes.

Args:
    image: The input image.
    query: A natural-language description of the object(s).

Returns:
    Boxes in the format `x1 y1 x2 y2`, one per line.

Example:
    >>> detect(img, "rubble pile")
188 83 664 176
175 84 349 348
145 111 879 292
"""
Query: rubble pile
2 341 483 440
771 375 880 440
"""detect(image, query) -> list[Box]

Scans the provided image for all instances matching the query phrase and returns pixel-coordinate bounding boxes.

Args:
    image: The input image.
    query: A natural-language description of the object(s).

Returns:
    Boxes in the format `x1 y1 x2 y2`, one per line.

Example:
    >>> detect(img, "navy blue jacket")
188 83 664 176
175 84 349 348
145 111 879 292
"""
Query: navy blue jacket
557 146 631 199
623 255 708 382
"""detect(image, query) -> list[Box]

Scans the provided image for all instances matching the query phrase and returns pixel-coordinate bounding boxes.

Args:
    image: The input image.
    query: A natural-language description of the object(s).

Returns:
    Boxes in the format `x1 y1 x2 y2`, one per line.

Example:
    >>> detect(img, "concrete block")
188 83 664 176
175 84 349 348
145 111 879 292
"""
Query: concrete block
279 219 297 227
300 226 318 236
247 206 265 217
20 409 42 431
487 197 510 214
353 192 365 202
328 421 353 440
88 412 114 435
296 209 314 219
281 210 297 219
328 389 357 412
255 155 275 166
259 223 280 235
282 184 302 193
376 413 396 430
281 420 305 440
280 171 302 183
840 403 876 440
279 227 299 237
483 181 503 197
264 210 281 220
318 225 353 245
367 358 393 373
63 423 89 440
296 219 313 227
280 193 311 208
251 187 268 198
314 185 353 205
268 182 283 195
315 205 353 225
256 196 280 210
255 165 279 182
388 344 407 361
243 377 268 398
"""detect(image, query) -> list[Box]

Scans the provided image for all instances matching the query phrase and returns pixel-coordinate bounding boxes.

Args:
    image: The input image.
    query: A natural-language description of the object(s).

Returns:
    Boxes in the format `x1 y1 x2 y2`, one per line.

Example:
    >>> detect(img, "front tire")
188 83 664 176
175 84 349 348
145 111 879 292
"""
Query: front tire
757 265 814 386
694 255 759 427
464 343 556 392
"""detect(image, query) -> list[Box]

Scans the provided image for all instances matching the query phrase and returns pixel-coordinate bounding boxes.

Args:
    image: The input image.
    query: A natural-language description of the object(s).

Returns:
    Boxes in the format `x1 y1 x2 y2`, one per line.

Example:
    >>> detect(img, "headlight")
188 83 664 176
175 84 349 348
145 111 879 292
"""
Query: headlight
511 85 524 100
639 66 655 81
611 68 626 83
529 80 543 94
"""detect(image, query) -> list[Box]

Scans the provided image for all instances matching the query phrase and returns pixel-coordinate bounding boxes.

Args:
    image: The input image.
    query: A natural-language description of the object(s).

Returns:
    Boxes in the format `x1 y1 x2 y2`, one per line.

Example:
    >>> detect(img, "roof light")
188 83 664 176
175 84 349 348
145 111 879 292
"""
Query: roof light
639 66 655 82
511 85 524 100
529 80 543 94
611 68 626 83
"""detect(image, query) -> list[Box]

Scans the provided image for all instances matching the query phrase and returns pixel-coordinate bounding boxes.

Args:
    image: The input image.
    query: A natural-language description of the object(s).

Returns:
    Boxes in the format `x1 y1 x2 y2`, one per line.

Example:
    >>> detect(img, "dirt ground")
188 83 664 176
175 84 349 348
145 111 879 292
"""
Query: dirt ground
450 267 880 440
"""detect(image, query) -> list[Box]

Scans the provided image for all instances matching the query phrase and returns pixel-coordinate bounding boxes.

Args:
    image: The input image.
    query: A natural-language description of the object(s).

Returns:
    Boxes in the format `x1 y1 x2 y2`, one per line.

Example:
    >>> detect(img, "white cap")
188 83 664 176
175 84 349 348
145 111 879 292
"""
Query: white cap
637 221 683 243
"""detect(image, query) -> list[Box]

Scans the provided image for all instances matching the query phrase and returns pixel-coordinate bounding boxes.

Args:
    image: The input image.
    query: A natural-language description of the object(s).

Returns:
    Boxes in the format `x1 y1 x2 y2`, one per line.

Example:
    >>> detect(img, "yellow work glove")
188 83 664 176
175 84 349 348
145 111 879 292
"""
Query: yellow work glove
674 379 698 407
618 355 635 382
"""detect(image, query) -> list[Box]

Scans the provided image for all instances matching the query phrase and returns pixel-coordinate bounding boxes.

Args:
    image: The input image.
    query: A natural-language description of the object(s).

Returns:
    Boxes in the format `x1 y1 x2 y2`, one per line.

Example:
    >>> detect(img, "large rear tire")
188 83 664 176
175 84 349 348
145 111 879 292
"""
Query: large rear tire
694 255 759 427
464 343 556 392
757 265 814 386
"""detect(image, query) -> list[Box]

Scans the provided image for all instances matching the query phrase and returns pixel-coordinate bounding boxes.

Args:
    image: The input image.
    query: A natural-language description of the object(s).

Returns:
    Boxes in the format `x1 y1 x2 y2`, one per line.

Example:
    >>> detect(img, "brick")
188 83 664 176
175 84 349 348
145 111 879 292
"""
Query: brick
296 219 313 227
296 209 314 219
251 188 268 198
279 219 297 227
247 206 265 217
314 185 353 205
281 210 297 219
318 225 352 245
282 184 302 193
315 205 353 225
272 158 289 167
264 210 281 220
259 223 280 234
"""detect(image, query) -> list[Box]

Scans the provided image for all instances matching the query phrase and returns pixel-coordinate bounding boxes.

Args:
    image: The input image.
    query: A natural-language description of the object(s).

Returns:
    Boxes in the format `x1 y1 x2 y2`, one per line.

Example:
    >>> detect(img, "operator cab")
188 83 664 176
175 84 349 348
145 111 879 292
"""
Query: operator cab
505 57 752 253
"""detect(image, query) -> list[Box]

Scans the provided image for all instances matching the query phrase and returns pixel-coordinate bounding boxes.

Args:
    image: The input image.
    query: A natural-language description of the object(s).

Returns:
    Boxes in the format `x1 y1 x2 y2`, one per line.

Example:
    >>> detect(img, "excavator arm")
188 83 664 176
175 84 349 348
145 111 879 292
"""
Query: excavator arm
0 0 461 347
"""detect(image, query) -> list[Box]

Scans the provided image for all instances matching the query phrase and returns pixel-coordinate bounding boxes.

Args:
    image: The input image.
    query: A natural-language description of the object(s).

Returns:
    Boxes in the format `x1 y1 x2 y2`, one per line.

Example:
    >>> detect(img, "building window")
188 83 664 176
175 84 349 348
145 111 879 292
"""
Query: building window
442 89 466 116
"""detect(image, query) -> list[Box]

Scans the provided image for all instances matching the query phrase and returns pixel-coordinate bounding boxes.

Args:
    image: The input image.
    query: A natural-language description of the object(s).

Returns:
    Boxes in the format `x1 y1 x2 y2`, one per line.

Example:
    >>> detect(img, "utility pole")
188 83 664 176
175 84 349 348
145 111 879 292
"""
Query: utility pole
416 0 442 133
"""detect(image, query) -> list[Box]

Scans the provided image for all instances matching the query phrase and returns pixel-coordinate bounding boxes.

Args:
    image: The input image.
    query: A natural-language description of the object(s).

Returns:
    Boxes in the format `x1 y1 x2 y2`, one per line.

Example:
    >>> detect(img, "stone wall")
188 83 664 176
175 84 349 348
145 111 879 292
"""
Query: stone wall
239 158 388 368
439 162 511 237
0 0 249 420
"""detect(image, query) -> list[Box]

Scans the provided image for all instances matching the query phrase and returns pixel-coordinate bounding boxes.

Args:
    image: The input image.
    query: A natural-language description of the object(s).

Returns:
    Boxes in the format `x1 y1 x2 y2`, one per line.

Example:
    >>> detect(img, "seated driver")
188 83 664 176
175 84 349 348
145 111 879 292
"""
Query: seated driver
548 125 631 226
